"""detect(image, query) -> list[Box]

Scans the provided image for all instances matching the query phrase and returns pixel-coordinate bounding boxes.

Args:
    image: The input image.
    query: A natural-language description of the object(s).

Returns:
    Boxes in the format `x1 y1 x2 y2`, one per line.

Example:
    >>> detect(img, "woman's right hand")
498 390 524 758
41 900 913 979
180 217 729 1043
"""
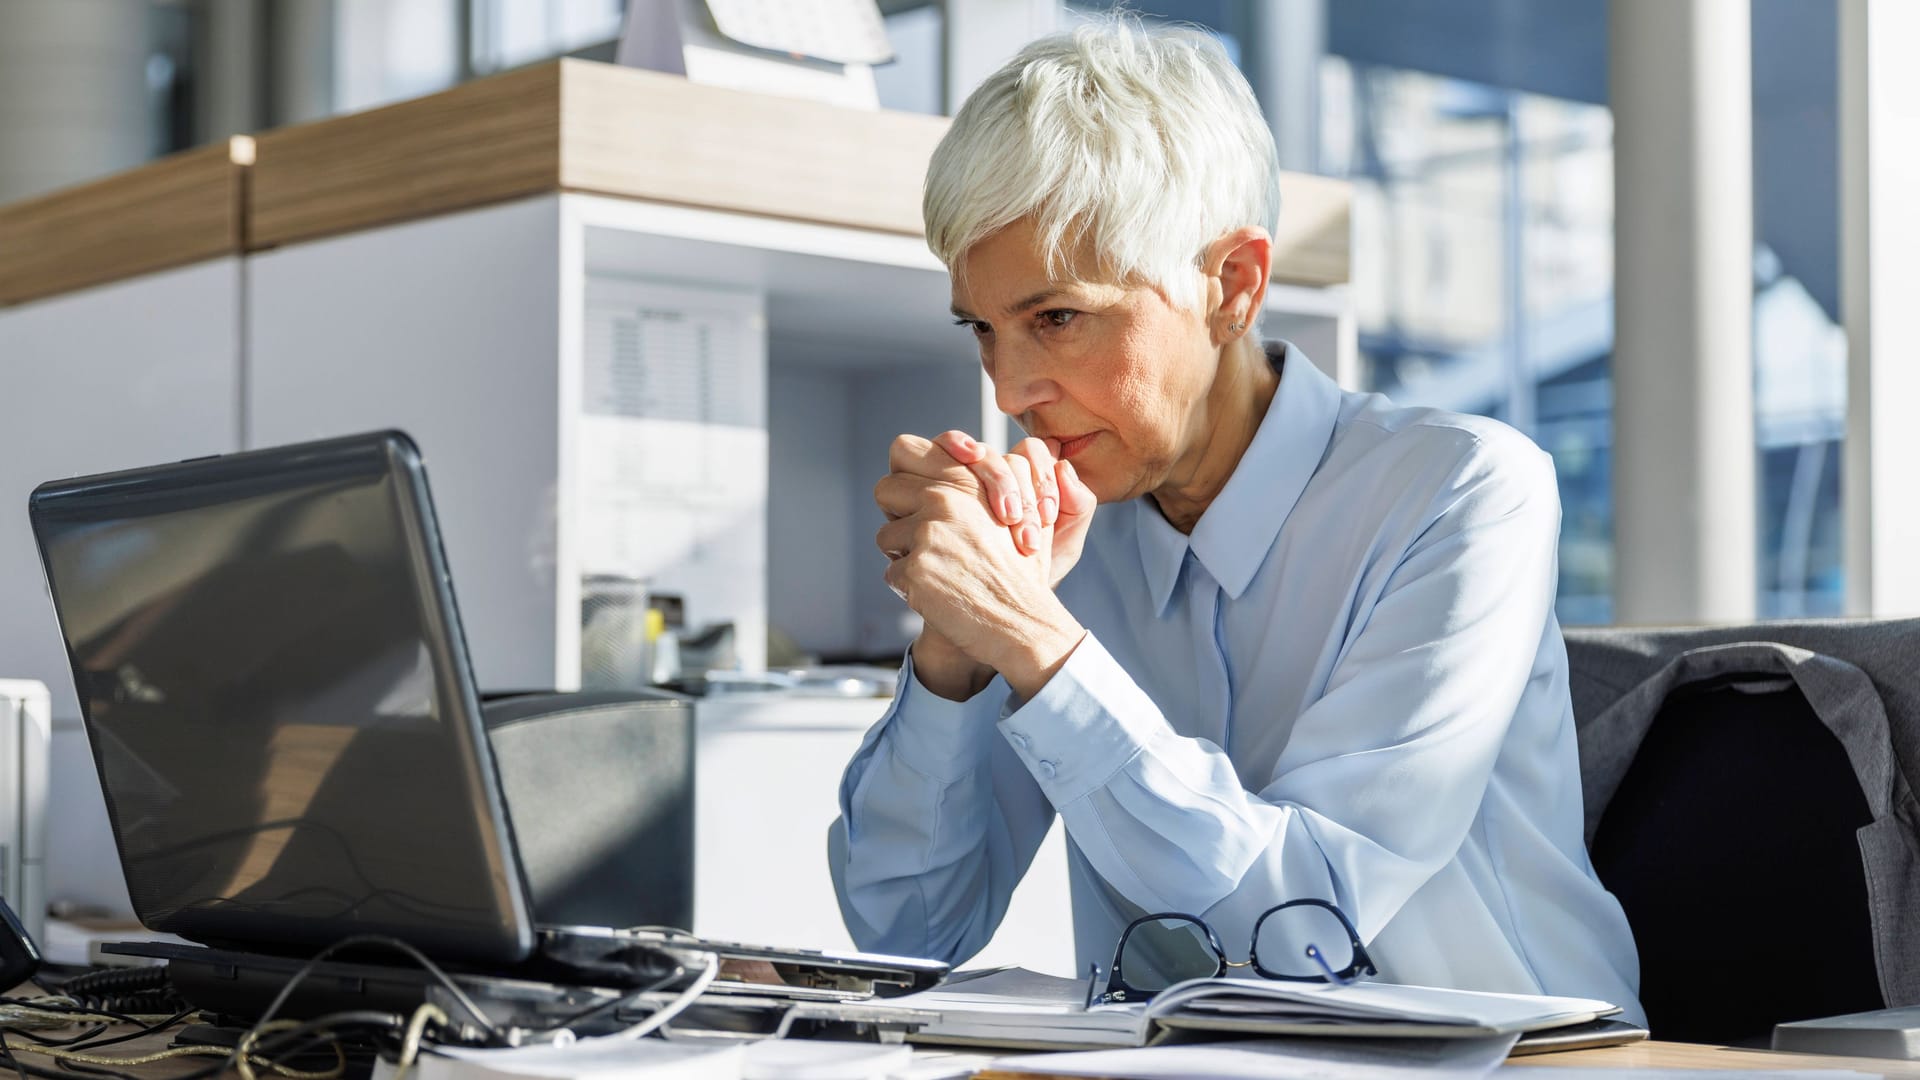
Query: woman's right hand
927 430 1098 587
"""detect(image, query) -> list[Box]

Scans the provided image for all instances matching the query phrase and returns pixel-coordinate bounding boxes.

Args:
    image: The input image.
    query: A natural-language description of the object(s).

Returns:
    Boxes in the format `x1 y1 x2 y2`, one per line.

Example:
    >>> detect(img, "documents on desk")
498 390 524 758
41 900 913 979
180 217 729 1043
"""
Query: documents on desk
1497 1060 1873 1068
898 967 1621 1051
988 1050 1881 1080
373 1036 918 1080
982 1034 1520 1080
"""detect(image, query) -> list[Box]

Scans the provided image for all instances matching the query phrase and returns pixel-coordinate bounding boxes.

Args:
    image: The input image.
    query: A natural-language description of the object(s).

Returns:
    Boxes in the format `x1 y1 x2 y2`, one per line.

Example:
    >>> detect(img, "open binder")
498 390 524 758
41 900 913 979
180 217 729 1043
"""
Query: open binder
897 967 1633 1052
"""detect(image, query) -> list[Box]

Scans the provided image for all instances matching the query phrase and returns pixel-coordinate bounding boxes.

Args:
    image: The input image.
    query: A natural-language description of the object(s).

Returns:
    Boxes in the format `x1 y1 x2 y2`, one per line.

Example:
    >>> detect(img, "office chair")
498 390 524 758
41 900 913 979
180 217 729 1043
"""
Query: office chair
1565 621 1920 1046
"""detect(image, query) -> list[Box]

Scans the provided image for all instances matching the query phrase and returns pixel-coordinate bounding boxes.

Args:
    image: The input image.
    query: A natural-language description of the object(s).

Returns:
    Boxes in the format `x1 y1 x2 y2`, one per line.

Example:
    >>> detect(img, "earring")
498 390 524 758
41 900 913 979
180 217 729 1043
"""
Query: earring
1228 321 1245 335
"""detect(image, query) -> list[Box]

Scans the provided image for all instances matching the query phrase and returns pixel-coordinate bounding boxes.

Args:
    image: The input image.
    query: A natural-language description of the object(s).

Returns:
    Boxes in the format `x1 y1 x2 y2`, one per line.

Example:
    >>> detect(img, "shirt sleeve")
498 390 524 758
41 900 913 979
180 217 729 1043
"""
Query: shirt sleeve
828 650 1057 963
995 438 1564 945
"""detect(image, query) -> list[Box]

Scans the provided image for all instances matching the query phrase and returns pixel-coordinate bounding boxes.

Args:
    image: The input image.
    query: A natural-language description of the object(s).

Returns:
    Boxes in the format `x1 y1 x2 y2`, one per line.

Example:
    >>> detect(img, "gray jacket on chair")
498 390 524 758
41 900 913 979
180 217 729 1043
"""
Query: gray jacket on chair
1566 620 1920 1014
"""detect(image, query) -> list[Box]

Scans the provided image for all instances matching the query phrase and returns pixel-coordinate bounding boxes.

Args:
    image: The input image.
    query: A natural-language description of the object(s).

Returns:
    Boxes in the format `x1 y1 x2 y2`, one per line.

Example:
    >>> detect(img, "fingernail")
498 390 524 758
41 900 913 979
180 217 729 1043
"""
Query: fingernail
1062 461 1078 484
1000 494 1022 523
1039 496 1058 525
1020 523 1040 552
955 433 975 452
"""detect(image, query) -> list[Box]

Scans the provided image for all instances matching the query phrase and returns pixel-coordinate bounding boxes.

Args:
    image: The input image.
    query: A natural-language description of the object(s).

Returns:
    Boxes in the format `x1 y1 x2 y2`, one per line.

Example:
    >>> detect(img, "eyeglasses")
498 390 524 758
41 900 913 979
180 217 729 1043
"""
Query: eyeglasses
1085 898 1376 1006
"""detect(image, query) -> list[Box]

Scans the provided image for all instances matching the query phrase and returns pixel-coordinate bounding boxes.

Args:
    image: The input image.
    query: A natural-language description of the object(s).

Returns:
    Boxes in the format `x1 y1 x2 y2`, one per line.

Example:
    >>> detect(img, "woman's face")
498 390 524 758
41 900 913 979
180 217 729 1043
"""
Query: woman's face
950 218 1221 504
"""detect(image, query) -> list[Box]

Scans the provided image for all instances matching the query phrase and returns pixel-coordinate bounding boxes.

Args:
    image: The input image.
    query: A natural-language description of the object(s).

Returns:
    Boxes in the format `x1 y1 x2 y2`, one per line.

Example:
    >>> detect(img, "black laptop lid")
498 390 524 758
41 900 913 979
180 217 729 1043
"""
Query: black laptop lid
29 432 534 964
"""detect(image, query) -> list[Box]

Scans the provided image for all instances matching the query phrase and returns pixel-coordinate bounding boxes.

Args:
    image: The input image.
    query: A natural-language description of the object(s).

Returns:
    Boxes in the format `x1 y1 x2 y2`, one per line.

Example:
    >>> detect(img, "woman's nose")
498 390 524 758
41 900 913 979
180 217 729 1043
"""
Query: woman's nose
989 341 1057 417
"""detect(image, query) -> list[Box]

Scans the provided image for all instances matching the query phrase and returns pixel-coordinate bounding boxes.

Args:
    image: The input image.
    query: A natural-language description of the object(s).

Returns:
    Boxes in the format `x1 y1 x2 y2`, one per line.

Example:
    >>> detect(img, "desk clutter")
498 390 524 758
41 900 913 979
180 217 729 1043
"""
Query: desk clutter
0 965 1892 1080
10 432 1920 1080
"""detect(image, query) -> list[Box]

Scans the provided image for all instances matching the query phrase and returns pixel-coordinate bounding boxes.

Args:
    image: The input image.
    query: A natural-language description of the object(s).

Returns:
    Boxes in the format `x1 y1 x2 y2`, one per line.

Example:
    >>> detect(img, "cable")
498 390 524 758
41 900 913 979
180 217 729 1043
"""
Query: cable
49 969 185 1020
201 935 496 1080
388 1003 448 1080
167 1010 400 1080
0 999 169 1028
35 1011 193 1055
248 936 492 1042
535 962 687 1036
10 1039 344 1080
0 1029 33 1080
232 1020 349 1080
3 1027 105 1050
607 952 717 1041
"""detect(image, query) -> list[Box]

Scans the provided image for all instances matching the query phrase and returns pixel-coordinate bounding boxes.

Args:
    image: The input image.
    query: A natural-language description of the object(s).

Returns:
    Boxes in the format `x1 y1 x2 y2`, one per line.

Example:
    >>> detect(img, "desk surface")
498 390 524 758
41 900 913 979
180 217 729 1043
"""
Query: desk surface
1505 1039 1920 1073
15 1027 1920 1077
972 1040 1920 1076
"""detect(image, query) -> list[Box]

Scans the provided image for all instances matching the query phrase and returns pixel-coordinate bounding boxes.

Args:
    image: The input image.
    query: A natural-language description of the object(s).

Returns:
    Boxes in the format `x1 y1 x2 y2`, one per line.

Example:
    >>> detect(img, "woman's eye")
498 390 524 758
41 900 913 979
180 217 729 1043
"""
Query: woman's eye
952 317 990 336
1040 309 1078 328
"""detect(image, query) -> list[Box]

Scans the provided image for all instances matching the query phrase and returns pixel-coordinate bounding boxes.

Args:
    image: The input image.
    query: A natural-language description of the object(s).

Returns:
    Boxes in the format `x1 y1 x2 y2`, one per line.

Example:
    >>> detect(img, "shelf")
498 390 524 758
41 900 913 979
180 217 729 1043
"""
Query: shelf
249 60 950 251
0 137 252 307
0 60 1351 306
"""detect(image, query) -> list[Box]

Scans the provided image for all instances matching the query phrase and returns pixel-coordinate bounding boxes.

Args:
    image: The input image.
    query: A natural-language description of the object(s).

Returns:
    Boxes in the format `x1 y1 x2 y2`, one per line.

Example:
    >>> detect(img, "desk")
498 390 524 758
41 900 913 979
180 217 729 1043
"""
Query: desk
11 1014 1920 1080
1503 1039 1920 1073
971 1041 1920 1075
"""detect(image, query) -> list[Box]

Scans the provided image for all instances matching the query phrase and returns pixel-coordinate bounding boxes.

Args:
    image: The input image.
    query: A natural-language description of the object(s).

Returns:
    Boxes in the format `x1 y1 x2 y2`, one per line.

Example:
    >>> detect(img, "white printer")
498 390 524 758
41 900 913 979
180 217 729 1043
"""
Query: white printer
0 680 47 945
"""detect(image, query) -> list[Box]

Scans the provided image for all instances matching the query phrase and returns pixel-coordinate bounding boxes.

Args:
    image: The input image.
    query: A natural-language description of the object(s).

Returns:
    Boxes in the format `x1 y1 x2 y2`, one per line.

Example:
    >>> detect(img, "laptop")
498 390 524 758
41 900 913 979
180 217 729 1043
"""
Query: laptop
27 431 943 1026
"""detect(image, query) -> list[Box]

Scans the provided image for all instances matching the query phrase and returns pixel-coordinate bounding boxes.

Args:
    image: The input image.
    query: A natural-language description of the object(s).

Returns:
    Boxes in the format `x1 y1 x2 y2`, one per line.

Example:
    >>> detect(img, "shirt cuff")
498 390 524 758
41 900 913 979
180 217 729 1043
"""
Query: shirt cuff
884 650 1005 784
997 633 1167 806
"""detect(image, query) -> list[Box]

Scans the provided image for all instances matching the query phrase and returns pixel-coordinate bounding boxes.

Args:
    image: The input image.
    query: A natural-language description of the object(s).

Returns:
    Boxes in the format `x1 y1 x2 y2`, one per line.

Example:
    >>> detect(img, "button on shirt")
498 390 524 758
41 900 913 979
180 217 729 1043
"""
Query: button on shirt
829 345 1643 1023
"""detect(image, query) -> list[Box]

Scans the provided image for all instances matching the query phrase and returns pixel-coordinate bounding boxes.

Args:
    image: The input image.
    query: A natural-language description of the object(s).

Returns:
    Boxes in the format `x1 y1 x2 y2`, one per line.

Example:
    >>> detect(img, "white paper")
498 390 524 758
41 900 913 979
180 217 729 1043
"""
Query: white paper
577 277 768 669
894 1049 1000 1080
387 1038 745 1080
1493 1070 1881 1079
898 966 1145 1045
739 1039 910 1079
703 0 893 64
1489 1060 1881 1068
1149 976 1614 1032
990 1034 1520 1080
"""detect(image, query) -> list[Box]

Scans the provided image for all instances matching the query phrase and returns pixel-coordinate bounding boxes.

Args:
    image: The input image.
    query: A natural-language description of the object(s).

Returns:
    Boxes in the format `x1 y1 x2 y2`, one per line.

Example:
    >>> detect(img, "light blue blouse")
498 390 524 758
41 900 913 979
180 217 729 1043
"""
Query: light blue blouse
829 345 1643 1023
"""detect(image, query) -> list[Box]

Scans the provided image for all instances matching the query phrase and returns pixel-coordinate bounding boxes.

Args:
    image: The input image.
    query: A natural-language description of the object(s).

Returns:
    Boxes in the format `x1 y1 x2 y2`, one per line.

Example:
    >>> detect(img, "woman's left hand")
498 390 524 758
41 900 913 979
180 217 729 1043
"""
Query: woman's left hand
926 431 1100 585
876 438 1087 698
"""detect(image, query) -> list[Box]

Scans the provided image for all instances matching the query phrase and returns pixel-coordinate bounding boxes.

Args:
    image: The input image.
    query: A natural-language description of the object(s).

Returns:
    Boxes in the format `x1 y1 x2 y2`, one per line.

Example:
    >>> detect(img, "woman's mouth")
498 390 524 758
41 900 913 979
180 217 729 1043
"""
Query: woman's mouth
1057 432 1099 460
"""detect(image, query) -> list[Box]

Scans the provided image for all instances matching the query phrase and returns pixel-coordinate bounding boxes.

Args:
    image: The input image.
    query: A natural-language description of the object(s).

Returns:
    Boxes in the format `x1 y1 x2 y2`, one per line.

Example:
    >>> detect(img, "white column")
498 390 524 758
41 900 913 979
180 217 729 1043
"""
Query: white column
1609 0 1756 625
198 0 264 140
267 0 337 126
1841 0 1920 616
943 0 1059 112
0 0 150 203
1245 0 1323 174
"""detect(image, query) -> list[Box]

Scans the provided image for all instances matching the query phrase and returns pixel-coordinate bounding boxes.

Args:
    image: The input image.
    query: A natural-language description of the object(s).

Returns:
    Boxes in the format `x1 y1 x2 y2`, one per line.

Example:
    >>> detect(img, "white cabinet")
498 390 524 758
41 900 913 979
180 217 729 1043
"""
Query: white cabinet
693 694 1077 976
244 192 989 690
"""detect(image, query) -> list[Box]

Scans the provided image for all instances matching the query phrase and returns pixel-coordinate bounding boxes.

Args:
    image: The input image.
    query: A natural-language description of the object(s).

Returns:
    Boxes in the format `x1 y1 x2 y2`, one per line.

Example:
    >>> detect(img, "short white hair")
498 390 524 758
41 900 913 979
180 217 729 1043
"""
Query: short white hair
924 15 1281 314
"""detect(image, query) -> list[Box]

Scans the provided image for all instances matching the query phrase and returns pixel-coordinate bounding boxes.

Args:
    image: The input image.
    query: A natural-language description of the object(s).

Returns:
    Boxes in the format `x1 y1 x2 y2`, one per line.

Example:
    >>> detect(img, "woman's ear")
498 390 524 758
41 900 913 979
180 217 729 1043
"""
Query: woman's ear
1203 227 1273 343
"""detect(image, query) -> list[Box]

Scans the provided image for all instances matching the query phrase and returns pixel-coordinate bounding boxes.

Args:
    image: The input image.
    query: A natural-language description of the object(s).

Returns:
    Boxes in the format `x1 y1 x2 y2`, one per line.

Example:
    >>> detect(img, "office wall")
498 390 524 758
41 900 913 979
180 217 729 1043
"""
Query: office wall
0 258 244 917
767 366 860 657
765 360 985 662
848 364 986 658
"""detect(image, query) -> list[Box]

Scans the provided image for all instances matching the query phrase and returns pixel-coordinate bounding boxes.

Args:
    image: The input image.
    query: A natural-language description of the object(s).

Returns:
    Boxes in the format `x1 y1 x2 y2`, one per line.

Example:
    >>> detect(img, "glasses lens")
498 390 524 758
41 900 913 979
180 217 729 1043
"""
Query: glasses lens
1117 917 1221 994
1253 903 1357 979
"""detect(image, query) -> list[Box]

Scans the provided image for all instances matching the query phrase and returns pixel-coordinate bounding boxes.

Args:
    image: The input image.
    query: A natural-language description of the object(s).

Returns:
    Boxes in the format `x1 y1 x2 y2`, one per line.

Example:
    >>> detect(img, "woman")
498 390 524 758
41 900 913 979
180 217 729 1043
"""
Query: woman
830 16 1641 1020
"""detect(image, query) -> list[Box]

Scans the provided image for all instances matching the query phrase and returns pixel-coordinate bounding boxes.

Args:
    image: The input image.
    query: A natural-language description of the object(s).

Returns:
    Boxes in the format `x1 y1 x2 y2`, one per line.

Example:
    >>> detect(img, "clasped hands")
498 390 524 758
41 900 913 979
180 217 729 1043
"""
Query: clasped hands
875 431 1097 702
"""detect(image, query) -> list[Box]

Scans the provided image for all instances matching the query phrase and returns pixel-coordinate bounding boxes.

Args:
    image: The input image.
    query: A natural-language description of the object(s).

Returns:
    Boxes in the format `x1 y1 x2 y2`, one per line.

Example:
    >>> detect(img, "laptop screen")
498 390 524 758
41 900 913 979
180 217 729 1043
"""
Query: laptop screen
30 432 533 964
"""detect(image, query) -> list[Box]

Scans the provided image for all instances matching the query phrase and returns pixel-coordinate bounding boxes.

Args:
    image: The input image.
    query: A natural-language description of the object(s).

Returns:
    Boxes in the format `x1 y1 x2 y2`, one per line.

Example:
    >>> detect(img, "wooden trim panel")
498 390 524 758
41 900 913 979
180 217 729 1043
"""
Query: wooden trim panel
0 137 251 308
1 59 1349 300
248 63 562 251
556 61 946 237
247 59 1350 286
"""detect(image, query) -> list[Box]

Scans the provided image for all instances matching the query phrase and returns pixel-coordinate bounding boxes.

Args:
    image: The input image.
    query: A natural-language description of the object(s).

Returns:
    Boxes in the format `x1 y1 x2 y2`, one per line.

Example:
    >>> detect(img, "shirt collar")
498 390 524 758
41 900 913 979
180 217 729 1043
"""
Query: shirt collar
1135 343 1344 615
